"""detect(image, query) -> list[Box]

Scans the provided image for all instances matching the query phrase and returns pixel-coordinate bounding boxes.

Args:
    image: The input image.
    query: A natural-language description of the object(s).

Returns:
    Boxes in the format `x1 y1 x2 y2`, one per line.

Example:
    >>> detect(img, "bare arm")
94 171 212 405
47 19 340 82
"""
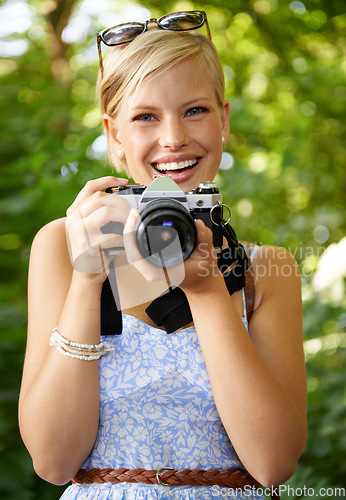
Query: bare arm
184 241 307 487
19 177 129 485
19 219 103 485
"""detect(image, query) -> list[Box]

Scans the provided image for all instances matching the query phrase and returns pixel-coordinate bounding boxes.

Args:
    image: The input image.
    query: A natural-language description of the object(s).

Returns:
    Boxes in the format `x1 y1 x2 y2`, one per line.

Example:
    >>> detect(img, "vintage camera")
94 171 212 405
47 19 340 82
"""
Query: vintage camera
105 176 223 267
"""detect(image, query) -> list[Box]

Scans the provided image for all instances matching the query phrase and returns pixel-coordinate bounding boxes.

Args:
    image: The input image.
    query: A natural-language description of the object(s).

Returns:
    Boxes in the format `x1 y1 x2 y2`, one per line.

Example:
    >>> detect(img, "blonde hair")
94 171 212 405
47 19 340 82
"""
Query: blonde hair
96 30 225 172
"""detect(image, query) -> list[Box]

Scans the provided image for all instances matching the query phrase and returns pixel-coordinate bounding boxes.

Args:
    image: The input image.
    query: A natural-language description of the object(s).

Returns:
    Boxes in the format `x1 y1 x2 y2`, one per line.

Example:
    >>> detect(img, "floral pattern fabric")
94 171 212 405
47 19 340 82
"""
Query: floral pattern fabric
61 248 264 499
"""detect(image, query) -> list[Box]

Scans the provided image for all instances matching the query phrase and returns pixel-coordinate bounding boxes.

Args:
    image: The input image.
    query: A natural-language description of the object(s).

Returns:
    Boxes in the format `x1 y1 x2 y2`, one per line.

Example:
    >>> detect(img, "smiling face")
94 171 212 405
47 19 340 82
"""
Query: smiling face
104 57 230 192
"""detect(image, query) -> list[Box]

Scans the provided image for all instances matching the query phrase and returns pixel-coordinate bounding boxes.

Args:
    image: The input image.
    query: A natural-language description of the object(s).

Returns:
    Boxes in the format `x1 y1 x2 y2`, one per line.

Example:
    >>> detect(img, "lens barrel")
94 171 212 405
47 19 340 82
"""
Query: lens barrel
136 199 197 267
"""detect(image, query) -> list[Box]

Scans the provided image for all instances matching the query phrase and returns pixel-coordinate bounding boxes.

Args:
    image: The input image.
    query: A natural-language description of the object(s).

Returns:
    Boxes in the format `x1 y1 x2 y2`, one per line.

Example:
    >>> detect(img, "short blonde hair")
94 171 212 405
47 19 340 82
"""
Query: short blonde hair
96 30 225 171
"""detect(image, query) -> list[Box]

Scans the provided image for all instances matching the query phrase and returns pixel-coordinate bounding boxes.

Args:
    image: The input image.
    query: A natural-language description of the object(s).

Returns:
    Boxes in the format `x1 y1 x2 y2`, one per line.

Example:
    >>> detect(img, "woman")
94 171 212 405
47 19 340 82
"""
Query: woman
19 11 307 499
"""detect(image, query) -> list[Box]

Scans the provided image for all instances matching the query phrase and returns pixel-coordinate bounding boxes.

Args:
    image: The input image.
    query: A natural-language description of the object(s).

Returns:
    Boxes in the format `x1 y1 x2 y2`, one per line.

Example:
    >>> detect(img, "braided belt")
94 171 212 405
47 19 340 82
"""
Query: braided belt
73 466 261 489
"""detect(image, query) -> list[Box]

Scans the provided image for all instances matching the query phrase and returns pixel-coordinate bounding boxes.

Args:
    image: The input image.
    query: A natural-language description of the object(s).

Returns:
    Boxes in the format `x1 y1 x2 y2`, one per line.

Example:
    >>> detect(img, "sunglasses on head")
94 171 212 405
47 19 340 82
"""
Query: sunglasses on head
97 10 211 76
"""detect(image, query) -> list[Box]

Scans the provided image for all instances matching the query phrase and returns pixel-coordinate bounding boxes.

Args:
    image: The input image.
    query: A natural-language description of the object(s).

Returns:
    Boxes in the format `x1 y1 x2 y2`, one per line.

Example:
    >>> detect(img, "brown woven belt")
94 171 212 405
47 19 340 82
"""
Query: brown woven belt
73 466 262 489
73 467 280 499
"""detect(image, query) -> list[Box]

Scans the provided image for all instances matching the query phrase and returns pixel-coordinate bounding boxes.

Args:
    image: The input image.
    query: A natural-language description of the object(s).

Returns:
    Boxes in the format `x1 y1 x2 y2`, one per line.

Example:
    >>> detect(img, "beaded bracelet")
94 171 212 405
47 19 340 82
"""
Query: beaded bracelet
49 328 113 361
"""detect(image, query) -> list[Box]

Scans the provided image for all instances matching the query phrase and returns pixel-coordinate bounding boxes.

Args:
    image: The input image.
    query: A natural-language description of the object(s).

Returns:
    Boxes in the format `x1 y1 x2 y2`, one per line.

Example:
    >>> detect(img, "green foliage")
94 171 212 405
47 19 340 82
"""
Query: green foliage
0 0 345 498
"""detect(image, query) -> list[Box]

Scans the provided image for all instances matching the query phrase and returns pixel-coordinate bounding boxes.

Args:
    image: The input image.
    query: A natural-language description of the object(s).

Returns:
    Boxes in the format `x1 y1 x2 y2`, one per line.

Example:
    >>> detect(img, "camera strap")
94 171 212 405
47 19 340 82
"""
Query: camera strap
101 219 248 336
145 219 248 333
101 259 123 335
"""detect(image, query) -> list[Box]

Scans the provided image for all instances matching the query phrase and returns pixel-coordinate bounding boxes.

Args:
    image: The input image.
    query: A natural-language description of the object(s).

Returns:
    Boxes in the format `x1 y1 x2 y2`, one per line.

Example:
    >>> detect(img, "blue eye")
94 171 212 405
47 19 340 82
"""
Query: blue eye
186 107 208 117
133 114 155 121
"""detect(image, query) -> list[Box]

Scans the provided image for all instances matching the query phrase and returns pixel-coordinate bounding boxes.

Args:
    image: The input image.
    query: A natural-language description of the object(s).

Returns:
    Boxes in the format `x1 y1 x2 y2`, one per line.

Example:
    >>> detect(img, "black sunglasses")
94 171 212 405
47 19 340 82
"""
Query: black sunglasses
97 10 211 76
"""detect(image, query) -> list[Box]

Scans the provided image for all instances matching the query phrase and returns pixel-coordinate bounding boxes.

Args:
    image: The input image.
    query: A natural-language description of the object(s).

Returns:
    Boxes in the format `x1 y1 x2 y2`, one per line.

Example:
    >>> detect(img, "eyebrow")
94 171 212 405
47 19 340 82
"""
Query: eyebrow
130 97 213 111
182 97 213 107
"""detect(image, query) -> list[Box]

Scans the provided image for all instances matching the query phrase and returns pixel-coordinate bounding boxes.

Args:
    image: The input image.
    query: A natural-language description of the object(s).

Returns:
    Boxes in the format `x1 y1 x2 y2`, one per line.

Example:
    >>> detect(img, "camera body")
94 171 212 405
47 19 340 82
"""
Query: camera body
105 176 223 267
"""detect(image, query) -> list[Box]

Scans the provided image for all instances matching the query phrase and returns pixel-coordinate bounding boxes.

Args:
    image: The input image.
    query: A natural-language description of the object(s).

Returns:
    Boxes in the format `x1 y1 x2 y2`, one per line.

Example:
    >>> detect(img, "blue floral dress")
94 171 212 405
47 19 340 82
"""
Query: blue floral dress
61 250 264 499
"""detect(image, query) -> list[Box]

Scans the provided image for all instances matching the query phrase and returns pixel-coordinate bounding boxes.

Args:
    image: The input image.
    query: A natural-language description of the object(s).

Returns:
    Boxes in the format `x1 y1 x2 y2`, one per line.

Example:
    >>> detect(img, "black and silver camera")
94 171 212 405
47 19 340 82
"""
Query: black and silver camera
105 176 223 267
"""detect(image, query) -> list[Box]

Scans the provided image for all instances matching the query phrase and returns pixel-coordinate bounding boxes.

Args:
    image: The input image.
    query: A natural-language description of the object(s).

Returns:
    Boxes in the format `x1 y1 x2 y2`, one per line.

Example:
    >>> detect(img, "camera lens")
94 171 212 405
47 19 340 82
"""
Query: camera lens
136 199 197 267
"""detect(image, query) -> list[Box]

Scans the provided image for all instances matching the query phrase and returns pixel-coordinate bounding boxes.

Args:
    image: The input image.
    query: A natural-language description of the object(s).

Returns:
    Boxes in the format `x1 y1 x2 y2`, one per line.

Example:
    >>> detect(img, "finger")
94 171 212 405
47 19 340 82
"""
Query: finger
80 205 130 248
67 176 128 216
123 207 139 235
90 232 125 250
66 204 128 257
77 191 132 219
195 219 213 245
66 225 125 270
68 200 130 238
122 209 185 286
123 208 142 264
188 219 214 263
123 210 159 272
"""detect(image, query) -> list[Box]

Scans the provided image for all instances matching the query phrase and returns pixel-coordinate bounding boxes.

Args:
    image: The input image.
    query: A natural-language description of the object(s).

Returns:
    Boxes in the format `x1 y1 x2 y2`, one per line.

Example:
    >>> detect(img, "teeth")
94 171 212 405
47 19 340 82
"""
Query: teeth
154 159 198 171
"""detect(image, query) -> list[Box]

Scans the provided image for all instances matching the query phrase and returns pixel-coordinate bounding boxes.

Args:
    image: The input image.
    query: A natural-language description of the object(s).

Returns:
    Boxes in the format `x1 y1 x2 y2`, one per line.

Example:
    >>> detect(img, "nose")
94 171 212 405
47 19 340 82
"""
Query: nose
159 116 189 150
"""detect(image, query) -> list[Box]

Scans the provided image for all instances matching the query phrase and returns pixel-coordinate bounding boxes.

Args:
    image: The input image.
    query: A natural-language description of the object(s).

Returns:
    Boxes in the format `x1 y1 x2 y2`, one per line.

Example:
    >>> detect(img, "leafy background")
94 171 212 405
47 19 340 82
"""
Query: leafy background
0 0 345 498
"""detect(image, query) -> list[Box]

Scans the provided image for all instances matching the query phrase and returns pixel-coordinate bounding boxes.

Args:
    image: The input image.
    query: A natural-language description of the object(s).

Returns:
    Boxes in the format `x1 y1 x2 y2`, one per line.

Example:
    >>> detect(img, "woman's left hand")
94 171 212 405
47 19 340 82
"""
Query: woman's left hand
123 208 223 293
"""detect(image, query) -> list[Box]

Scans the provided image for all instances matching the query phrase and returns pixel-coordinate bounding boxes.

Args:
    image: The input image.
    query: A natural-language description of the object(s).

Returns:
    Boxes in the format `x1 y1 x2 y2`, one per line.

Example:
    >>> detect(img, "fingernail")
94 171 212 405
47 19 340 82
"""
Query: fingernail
195 219 205 228
129 208 138 218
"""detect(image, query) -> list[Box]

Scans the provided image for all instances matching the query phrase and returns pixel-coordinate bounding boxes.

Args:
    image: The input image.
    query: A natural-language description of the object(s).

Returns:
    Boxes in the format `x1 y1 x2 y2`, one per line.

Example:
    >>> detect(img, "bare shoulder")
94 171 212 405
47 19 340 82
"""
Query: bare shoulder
30 216 72 274
252 244 299 271
249 245 301 310
248 245 304 381
29 217 72 291
31 217 68 256
29 216 72 309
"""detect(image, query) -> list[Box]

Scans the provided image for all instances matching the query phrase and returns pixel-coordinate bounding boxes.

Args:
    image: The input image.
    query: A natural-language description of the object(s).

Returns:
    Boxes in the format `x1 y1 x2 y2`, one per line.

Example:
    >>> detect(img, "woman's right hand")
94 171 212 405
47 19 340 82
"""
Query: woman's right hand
65 176 129 282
